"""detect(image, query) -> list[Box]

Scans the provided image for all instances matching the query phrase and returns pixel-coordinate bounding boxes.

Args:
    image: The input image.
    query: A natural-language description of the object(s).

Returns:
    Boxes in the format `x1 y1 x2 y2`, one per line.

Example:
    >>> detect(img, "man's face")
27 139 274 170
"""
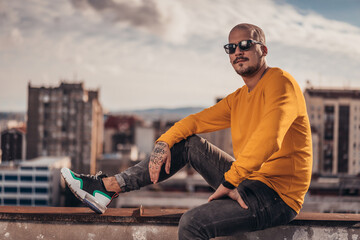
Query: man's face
228 28 265 77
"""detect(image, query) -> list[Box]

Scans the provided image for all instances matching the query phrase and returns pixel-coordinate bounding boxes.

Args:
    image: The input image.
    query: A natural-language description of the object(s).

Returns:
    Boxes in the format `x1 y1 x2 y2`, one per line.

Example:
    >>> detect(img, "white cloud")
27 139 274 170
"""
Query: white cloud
1 0 360 111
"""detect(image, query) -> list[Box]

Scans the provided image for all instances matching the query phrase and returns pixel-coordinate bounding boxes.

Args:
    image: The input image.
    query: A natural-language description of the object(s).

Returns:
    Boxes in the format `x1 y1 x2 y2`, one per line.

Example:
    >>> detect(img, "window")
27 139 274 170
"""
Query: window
5 175 18 181
20 175 33 182
4 199 17 205
35 176 49 182
4 187 17 193
20 199 32 206
20 187 32 194
35 187 48 194
35 167 48 171
34 199 48 206
21 166 33 170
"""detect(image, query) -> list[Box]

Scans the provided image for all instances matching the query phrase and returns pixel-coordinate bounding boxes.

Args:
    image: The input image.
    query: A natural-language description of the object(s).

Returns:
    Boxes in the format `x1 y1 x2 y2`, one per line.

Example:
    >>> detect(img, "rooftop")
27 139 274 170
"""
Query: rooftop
305 88 360 99
0 156 70 169
20 156 70 168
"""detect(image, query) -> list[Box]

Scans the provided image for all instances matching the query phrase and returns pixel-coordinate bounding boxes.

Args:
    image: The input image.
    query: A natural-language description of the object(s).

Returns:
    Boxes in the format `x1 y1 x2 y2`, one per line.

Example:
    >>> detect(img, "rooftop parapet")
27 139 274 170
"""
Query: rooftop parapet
1 206 360 239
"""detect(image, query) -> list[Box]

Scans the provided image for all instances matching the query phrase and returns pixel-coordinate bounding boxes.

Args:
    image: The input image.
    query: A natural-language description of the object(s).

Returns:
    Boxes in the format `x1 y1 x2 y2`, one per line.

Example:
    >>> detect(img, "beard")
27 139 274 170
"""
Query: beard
235 61 261 77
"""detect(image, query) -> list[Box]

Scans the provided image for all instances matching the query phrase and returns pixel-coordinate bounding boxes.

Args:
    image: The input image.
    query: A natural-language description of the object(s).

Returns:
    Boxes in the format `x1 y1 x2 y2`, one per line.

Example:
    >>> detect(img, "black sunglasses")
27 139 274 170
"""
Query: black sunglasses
224 40 263 54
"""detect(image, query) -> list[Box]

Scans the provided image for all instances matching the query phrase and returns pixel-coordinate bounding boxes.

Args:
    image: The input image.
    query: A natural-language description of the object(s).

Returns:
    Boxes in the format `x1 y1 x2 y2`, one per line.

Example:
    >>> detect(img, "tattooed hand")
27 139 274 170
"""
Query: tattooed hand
149 141 171 184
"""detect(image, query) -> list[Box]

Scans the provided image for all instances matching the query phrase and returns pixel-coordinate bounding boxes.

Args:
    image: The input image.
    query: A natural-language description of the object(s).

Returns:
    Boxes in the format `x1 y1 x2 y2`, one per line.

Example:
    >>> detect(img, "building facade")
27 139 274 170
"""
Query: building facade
103 115 140 154
26 82 103 174
0 156 70 206
304 88 360 176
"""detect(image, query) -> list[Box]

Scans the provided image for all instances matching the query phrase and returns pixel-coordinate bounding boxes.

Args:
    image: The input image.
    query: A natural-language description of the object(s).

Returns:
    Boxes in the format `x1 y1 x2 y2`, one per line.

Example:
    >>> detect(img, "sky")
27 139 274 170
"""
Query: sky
1 0 360 112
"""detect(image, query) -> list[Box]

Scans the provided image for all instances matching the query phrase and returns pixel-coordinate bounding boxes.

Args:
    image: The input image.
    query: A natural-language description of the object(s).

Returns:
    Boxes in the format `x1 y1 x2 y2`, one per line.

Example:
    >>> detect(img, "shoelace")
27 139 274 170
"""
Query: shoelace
80 171 107 180
78 171 119 197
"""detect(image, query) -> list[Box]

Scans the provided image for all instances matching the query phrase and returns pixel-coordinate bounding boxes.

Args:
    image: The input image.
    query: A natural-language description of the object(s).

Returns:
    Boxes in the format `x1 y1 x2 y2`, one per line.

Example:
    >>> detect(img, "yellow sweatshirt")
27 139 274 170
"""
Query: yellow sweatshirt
157 68 312 213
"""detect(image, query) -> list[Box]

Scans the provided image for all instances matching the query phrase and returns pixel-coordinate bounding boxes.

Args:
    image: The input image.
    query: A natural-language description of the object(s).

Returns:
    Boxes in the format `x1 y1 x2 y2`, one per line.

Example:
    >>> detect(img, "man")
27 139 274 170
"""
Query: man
61 23 312 239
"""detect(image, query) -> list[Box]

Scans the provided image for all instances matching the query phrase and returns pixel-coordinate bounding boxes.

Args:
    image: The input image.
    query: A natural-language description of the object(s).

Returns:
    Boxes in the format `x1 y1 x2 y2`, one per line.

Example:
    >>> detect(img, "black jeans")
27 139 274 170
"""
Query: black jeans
115 135 297 239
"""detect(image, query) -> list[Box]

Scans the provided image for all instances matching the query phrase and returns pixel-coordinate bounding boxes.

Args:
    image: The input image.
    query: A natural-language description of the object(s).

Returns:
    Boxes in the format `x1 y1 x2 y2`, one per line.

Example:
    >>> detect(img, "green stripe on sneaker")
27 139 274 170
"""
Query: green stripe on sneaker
70 171 83 189
93 190 111 200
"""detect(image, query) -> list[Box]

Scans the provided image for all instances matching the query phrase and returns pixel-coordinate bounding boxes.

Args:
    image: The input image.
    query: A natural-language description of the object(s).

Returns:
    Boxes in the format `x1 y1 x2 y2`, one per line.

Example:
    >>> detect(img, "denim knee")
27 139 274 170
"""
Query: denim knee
185 134 202 148
178 209 208 240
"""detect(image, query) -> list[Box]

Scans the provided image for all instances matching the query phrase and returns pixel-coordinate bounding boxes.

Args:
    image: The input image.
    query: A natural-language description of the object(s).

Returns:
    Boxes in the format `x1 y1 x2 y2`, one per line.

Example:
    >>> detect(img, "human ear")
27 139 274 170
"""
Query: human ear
261 45 268 56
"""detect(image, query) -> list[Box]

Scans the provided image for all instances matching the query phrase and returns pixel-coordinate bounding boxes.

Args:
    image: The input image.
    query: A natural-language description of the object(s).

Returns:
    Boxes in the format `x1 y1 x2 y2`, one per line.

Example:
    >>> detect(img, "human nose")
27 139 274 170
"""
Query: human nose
234 45 244 55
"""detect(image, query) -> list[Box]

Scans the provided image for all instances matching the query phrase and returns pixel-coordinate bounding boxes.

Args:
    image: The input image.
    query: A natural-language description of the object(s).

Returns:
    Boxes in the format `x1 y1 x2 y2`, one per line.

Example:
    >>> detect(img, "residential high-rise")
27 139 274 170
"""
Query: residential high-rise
304 88 360 176
26 82 103 174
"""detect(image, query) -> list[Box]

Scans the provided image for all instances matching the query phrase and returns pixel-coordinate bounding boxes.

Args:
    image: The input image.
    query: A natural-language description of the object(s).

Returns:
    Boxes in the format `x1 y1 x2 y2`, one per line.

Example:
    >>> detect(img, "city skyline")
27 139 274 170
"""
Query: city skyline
1 0 360 112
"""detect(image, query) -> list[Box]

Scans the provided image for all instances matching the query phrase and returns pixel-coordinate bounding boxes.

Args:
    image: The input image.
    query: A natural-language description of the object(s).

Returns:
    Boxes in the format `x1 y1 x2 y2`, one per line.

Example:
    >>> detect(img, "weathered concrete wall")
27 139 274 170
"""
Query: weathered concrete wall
218 225 360 240
0 222 178 240
1 221 360 240
1 207 360 240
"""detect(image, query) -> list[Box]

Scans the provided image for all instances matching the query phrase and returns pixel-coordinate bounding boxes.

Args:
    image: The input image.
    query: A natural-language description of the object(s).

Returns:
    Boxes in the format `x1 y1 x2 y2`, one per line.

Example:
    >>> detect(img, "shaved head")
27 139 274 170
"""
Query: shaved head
229 23 266 45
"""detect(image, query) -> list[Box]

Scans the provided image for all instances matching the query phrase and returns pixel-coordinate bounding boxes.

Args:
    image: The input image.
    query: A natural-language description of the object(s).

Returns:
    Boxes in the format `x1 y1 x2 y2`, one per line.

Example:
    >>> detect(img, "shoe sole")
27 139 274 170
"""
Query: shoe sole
60 168 107 214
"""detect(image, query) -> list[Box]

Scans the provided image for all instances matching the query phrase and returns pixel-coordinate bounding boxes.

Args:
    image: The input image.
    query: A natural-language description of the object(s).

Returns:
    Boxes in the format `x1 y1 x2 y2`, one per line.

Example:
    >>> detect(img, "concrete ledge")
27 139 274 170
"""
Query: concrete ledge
1 207 360 239
0 206 185 225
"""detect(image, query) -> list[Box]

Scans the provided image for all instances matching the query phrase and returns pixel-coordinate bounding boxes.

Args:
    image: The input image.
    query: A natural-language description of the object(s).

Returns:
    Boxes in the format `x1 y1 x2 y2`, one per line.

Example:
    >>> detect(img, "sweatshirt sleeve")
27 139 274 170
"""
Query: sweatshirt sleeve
224 75 299 186
157 92 234 148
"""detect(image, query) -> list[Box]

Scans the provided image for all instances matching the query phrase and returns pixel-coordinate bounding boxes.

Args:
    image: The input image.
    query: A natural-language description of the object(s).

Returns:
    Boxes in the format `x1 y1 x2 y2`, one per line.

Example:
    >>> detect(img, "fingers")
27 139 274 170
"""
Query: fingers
236 197 248 209
149 162 161 184
207 184 227 202
207 193 215 202
207 192 219 202
208 184 249 209
230 190 248 209
165 154 171 174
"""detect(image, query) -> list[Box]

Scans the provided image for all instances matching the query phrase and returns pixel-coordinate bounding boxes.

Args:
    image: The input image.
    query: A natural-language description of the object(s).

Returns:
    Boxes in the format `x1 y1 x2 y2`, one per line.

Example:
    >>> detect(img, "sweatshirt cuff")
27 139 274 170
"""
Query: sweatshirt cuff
156 134 176 149
222 180 236 189
224 168 244 187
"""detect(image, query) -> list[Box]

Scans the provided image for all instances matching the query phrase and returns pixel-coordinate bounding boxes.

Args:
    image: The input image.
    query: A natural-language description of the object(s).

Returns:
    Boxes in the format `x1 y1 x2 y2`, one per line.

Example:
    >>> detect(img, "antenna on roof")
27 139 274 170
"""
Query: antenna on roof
306 80 313 89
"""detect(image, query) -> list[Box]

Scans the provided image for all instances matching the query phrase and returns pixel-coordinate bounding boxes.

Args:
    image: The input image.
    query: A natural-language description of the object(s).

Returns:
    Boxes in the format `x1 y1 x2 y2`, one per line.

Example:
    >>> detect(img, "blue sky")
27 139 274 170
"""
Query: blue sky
283 0 360 27
1 0 360 112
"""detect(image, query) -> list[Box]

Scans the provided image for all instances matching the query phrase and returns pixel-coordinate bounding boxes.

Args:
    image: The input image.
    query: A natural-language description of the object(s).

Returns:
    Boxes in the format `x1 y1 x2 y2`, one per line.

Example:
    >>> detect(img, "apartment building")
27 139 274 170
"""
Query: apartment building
26 82 103 174
0 156 70 206
304 88 360 176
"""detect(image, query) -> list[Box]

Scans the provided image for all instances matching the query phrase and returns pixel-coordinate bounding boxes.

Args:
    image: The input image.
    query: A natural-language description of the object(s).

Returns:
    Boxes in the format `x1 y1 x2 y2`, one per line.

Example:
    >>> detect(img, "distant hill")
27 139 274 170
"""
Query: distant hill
0 112 25 121
0 107 207 123
111 107 206 121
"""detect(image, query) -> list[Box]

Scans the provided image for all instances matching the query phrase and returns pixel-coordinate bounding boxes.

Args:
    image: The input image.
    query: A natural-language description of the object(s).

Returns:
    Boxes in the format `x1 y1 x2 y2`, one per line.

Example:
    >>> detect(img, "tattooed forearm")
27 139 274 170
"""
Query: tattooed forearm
150 155 163 165
150 142 168 165
153 147 165 154
149 141 171 183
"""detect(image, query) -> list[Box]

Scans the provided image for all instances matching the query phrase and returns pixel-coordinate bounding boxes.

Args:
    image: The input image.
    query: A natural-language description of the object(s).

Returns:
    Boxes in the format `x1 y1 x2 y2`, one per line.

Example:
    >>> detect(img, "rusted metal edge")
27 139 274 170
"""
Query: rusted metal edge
295 212 360 222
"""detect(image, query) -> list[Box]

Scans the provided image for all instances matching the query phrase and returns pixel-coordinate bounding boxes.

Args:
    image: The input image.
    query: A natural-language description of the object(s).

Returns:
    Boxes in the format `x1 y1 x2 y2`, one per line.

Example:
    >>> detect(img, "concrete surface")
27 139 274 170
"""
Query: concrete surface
1 207 360 240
